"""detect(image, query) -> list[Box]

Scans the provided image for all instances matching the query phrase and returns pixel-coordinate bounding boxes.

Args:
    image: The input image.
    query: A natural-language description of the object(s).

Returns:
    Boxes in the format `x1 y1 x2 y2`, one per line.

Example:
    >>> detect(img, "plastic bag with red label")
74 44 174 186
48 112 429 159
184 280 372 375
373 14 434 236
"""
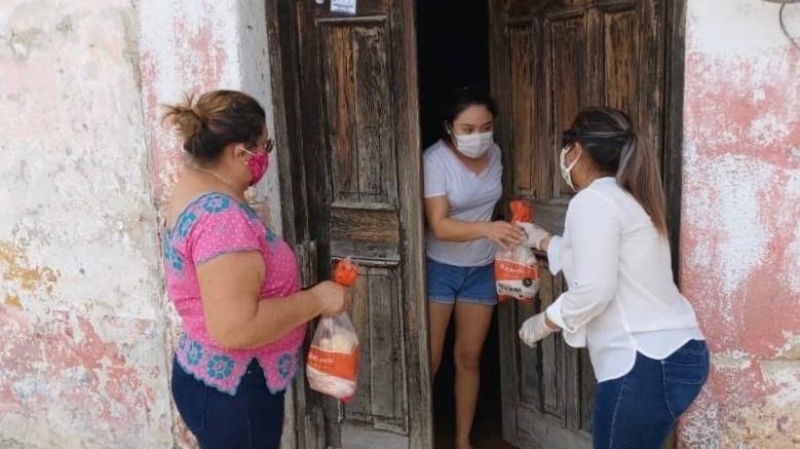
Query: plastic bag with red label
306 258 360 401
494 200 539 303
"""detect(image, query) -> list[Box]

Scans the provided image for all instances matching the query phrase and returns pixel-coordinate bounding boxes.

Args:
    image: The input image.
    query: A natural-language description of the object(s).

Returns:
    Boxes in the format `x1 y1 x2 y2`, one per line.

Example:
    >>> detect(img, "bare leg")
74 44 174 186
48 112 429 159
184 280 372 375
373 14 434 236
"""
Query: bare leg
453 302 494 449
429 301 455 379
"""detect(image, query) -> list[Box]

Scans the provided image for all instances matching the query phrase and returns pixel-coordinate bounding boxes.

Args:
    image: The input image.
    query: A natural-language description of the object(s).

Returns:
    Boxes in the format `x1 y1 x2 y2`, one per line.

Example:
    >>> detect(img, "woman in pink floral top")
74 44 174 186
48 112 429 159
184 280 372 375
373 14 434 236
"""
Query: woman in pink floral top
162 90 348 449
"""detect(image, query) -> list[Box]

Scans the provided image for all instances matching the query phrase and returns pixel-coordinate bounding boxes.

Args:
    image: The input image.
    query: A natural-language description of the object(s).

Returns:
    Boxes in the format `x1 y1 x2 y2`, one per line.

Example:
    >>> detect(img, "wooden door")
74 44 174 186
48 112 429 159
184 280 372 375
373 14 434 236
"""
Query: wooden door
489 1 680 447
270 1 431 448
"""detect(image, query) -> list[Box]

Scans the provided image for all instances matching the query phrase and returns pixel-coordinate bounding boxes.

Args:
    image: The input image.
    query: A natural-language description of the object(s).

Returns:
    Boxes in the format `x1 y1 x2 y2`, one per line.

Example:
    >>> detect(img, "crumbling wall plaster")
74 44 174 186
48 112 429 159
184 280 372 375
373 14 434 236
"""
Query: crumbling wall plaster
678 1 800 448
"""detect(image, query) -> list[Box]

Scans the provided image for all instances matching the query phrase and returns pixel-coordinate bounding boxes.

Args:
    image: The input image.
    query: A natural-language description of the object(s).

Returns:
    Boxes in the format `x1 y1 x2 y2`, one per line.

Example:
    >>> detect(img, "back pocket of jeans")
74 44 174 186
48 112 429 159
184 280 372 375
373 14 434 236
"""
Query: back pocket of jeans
171 363 207 433
663 346 709 385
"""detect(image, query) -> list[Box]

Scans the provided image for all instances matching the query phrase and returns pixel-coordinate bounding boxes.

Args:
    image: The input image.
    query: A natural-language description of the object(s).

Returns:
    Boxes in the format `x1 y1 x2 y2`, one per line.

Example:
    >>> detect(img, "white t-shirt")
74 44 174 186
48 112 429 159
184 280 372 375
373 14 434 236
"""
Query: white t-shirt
545 177 704 382
423 139 502 267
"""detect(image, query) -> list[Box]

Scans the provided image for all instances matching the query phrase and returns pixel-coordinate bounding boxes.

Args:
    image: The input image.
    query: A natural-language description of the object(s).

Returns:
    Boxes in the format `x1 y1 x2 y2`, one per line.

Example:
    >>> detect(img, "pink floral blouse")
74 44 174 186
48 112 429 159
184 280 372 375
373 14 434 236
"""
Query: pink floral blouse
164 192 306 395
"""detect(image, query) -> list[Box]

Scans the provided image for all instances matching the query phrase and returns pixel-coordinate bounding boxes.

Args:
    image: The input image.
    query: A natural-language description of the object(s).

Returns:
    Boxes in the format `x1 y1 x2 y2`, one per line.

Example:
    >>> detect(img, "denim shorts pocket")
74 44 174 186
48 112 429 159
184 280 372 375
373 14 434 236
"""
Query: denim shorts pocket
171 361 207 433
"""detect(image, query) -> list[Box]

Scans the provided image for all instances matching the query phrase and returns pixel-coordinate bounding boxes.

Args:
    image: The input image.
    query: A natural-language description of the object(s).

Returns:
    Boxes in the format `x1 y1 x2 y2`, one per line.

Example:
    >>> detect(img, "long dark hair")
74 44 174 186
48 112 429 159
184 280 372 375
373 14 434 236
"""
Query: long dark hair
440 86 497 144
565 107 667 235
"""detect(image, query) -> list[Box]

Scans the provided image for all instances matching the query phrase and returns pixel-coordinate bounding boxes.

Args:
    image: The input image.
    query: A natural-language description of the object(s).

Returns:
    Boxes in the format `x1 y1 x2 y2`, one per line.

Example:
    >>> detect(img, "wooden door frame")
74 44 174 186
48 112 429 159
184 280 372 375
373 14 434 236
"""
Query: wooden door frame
266 1 310 249
662 2 688 446
265 2 432 448
265 3 324 448
663 0 687 286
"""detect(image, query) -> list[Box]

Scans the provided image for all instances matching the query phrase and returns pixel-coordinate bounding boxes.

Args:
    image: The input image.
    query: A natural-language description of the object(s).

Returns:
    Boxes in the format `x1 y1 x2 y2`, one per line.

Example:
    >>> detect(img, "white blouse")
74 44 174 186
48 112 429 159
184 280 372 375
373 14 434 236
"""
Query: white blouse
545 177 704 382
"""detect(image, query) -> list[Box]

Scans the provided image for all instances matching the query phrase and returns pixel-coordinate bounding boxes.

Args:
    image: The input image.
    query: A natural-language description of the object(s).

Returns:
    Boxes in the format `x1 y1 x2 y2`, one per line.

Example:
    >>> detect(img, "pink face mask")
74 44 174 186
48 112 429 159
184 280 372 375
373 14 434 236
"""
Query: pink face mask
243 149 269 186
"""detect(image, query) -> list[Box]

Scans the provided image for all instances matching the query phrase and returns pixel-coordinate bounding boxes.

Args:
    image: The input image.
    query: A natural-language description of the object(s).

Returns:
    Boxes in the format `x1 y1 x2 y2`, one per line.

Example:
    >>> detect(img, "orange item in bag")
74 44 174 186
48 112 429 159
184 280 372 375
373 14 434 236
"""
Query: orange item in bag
333 257 358 287
495 200 539 303
307 258 360 401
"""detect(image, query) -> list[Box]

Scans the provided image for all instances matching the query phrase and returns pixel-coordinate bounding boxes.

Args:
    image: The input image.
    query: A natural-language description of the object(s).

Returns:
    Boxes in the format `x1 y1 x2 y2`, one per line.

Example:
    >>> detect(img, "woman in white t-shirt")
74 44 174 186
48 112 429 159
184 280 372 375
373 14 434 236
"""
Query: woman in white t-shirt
423 87 525 449
517 107 709 449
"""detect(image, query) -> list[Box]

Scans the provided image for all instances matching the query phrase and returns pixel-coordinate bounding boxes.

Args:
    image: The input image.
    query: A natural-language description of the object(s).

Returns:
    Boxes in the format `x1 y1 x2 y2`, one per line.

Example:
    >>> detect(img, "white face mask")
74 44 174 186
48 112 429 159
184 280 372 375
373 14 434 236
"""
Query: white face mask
452 131 494 158
559 144 581 190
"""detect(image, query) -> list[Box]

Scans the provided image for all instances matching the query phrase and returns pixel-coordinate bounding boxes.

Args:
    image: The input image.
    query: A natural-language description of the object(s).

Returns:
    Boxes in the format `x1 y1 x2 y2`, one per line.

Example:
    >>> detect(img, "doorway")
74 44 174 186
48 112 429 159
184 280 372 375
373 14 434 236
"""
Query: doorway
416 1 510 448
266 0 684 447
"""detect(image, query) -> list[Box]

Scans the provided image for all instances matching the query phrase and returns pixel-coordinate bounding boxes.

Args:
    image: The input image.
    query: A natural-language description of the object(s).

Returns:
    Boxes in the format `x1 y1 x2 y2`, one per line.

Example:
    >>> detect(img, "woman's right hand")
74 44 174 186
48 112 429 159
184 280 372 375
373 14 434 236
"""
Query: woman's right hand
483 221 526 250
311 280 350 316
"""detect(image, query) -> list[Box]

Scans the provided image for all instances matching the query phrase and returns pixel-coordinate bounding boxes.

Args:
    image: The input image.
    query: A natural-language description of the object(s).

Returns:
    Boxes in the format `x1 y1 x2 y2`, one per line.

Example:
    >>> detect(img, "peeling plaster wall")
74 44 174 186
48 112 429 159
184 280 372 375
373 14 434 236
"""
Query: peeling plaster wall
138 0 282 229
679 1 800 448
137 0 289 448
0 1 170 448
1 1 286 448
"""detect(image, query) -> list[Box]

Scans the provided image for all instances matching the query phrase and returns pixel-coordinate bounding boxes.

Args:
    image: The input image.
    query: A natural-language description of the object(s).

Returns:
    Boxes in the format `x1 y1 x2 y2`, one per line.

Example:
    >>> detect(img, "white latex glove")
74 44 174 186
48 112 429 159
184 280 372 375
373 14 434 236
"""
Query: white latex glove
518 312 556 347
517 223 550 251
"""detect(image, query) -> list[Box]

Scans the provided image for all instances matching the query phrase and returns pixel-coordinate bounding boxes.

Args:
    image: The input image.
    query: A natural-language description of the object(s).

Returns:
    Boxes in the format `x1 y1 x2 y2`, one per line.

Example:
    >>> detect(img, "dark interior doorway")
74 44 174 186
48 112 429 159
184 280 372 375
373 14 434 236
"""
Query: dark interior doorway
417 0 490 149
416 2 511 448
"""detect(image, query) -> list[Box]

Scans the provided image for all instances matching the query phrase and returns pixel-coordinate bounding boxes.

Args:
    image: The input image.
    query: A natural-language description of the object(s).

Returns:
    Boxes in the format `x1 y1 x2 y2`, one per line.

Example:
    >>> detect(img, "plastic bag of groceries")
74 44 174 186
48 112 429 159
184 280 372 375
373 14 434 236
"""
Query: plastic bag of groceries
494 200 540 303
306 257 360 402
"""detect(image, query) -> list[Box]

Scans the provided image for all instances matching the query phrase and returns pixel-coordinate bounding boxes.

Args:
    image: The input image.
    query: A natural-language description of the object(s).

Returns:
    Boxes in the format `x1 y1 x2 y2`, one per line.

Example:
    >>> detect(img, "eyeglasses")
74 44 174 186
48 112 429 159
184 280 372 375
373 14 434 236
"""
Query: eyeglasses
253 139 274 153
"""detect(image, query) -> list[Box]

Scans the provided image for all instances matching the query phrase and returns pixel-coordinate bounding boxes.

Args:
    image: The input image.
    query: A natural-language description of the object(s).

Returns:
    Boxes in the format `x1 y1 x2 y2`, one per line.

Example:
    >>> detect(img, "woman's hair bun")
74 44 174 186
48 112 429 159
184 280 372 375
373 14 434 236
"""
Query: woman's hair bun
162 93 205 148
161 90 266 161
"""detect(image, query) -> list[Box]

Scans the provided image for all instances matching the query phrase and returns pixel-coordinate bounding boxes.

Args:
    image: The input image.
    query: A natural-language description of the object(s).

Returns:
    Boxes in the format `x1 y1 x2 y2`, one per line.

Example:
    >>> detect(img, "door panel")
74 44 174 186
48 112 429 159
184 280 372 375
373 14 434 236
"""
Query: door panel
345 265 406 431
291 0 430 448
490 1 671 448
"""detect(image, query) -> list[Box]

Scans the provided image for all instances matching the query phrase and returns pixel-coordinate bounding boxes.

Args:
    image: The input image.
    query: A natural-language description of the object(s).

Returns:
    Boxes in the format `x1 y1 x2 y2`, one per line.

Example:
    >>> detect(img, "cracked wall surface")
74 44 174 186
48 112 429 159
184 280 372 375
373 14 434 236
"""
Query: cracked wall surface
678 1 800 448
1 1 284 448
0 1 170 447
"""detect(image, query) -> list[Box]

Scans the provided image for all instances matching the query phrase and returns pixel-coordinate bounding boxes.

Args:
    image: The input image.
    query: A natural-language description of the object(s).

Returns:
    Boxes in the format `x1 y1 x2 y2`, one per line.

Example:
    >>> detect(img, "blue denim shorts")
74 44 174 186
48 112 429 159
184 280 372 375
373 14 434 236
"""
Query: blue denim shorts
427 258 497 306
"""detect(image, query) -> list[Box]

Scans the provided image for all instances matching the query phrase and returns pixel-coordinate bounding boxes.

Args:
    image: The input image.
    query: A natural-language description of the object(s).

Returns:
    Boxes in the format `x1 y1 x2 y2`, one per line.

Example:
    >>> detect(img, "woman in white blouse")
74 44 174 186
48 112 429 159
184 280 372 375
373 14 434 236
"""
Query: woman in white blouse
518 107 709 449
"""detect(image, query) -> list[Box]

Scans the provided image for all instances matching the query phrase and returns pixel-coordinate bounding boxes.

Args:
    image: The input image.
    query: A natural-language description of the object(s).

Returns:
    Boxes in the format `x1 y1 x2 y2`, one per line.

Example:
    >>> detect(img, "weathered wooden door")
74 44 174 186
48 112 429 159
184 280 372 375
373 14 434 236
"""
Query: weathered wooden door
268 1 431 448
489 1 681 447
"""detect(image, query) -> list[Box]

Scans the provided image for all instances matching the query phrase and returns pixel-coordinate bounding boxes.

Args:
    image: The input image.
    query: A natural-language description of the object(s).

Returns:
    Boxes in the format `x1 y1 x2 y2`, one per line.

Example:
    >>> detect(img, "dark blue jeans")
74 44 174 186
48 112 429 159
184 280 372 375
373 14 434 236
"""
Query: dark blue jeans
593 340 709 449
171 358 285 449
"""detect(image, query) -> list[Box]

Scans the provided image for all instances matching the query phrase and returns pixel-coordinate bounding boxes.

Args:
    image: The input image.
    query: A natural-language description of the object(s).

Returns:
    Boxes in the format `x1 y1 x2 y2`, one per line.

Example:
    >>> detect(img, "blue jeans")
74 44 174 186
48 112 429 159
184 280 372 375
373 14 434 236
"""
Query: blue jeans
171 358 285 449
426 258 497 306
593 340 709 449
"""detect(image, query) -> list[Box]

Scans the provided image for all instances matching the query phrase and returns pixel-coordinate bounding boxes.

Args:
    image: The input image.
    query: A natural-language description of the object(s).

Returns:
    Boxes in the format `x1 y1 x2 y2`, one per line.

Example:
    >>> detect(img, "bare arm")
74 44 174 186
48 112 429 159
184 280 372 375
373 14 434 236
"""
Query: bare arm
425 195 525 249
197 252 346 350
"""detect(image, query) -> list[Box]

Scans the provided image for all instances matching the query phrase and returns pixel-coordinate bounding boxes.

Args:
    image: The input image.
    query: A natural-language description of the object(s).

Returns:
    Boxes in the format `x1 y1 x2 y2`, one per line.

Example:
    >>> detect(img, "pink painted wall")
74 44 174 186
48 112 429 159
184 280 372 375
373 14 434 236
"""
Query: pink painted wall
0 1 286 447
0 2 171 447
678 1 800 447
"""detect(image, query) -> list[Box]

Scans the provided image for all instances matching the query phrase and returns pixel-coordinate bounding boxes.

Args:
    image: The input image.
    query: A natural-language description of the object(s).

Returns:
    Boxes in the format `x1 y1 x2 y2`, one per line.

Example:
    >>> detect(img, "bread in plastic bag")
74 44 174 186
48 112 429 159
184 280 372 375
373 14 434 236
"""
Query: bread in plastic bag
495 200 540 303
306 258 360 401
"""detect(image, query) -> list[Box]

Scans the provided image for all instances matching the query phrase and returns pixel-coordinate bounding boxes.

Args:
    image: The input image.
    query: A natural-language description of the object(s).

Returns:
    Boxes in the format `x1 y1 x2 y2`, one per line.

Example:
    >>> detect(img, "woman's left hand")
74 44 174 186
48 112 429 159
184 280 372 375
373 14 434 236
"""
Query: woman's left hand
519 312 558 347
